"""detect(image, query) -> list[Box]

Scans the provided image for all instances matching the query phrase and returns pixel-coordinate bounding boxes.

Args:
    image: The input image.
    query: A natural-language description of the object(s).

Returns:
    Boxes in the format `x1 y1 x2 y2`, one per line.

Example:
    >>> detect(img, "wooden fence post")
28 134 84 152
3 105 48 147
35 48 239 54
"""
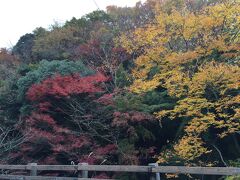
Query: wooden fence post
78 162 88 178
28 163 37 176
149 163 160 180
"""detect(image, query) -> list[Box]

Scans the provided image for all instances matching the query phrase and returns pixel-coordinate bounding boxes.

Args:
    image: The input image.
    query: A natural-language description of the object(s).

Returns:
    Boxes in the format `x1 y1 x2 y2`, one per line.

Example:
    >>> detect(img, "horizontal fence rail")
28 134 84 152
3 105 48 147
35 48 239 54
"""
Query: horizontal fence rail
0 175 110 180
0 163 240 179
0 164 240 175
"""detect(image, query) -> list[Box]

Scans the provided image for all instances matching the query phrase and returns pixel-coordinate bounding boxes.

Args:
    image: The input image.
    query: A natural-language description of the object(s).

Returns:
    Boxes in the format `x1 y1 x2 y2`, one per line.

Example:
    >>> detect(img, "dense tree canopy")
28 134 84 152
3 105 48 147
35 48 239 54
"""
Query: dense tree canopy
120 0 240 169
0 0 239 179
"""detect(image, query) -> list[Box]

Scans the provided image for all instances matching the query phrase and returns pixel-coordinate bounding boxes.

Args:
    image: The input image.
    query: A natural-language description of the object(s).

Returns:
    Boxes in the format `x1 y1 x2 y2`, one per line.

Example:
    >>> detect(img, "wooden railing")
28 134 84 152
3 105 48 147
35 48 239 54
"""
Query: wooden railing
0 163 240 179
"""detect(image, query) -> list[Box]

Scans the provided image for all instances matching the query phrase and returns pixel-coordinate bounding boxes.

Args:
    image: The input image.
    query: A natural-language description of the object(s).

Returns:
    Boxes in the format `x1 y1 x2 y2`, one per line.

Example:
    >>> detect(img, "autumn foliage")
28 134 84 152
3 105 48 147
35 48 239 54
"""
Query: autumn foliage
26 72 108 101
120 0 240 168
15 72 118 165
0 0 240 180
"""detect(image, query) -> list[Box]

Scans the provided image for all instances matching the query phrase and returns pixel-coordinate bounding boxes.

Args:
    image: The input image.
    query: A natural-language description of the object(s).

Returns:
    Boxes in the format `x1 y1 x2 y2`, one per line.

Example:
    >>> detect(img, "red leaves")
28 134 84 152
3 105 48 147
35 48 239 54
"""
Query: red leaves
26 112 56 127
26 72 108 101
22 112 93 164
18 70 155 167
17 72 114 165
112 111 153 127
37 102 52 112
75 40 102 59
74 38 130 75
96 93 114 105
130 112 153 122
79 144 117 165
95 144 117 156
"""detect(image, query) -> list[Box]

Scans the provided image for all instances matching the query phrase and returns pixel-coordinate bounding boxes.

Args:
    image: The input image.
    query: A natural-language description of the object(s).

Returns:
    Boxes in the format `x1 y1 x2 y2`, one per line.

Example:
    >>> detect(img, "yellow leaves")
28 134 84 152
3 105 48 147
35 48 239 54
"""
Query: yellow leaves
133 28 152 46
157 147 177 163
165 70 190 97
167 9 185 27
207 1 238 22
132 55 157 79
185 114 217 135
233 108 240 120
190 63 240 97
117 34 135 54
136 26 160 45
135 53 156 67
120 0 240 75
169 97 212 118
156 62 240 161
174 136 211 160
155 12 167 29
118 0 240 164
156 109 171 120
207 38 228 52
131 68 149 79
130 78 160 93
183 13 198 39
167 51 199 64
233 95 240 103
198 15 216 32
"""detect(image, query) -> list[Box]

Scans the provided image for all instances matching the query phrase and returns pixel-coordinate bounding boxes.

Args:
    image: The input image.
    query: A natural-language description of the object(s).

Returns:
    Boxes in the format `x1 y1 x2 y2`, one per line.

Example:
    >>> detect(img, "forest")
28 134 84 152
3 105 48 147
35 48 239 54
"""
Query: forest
0 0 239 179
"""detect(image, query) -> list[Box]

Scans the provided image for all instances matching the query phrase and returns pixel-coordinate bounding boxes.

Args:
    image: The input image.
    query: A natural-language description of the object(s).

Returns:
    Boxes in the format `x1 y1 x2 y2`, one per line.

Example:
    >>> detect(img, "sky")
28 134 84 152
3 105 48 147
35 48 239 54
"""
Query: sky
0 0 143 48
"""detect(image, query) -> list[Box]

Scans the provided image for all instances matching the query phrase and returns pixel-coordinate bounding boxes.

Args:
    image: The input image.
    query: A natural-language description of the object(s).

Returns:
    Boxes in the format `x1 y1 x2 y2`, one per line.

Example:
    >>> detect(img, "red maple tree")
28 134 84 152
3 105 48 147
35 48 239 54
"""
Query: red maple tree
13 72 118 165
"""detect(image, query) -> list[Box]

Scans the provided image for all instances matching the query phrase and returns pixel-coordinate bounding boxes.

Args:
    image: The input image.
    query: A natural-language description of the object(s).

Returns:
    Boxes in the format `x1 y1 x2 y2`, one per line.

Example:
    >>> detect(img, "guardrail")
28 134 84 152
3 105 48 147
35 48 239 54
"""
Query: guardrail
0 163 240 179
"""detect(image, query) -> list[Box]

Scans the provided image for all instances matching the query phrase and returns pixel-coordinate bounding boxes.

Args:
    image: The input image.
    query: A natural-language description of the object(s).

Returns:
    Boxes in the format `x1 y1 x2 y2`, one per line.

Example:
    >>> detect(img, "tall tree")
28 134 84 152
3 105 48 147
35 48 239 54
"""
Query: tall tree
119 0 240 167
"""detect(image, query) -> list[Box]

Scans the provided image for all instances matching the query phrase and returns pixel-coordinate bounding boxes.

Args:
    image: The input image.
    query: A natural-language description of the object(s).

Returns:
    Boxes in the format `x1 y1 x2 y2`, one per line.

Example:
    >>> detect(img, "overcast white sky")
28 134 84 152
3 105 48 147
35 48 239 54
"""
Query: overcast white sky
0 0 143 48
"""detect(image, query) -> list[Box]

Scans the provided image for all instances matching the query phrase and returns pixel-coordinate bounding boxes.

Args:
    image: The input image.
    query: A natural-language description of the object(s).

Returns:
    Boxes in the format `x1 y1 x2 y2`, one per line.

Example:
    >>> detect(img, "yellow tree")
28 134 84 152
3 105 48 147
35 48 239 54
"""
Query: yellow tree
119 0 240 165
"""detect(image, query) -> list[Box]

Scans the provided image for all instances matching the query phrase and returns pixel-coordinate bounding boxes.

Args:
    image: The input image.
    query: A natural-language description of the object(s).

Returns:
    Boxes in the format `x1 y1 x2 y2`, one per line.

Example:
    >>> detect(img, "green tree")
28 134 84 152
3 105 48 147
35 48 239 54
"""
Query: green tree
17 60 93 102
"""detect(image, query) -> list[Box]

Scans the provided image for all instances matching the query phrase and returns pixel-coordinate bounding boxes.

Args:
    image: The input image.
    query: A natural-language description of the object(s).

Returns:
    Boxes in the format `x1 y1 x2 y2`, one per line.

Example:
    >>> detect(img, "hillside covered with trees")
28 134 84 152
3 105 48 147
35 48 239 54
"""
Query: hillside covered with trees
0 0 239 179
